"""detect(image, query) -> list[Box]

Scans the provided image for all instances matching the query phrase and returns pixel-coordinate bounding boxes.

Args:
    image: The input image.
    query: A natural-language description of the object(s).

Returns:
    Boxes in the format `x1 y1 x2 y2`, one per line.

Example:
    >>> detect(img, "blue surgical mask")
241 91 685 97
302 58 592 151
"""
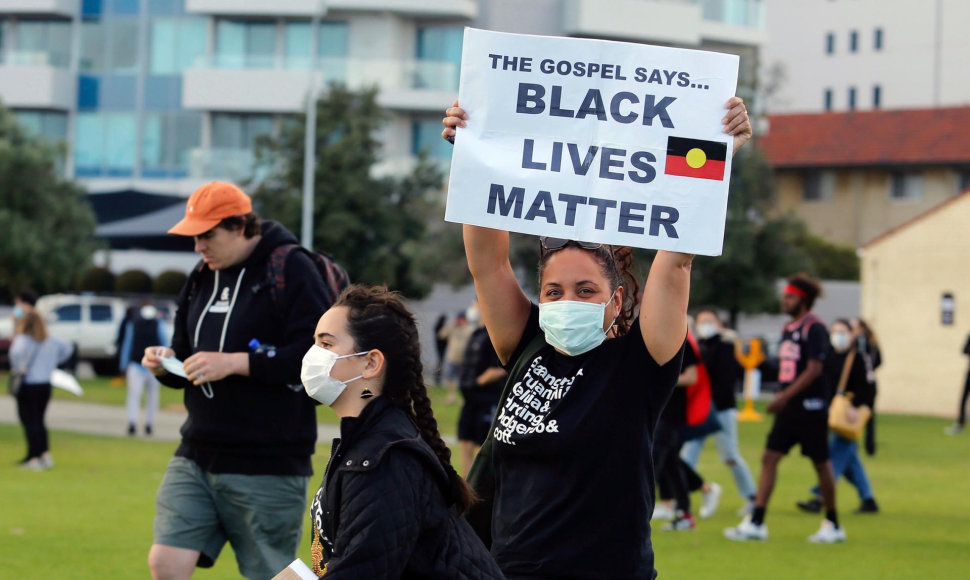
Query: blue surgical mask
539 290 618 356
12 305 23 319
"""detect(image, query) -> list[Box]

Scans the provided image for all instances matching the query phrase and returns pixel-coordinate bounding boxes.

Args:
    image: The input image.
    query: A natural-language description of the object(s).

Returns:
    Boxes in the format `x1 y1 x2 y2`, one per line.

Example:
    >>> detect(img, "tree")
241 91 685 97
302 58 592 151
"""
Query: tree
251 84 453 298
0 103 99 298
115 269 153 294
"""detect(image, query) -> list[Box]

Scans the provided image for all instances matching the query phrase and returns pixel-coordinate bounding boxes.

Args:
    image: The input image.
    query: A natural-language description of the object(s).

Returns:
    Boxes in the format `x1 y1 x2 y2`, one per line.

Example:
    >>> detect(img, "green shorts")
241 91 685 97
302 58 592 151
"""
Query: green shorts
153 456 310 579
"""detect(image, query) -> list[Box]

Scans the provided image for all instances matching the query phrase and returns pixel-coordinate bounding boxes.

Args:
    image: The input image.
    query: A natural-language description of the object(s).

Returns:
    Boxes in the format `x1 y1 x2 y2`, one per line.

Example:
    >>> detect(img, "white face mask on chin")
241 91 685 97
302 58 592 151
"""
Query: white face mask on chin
300 345 368 405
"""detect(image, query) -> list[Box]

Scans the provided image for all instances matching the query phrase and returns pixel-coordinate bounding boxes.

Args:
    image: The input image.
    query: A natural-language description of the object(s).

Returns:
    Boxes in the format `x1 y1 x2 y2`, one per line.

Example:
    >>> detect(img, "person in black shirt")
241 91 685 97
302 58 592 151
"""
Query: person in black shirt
945 333 970 435
443 95 753 579
851 317 881 454
725 273 846 543
457 302 506 476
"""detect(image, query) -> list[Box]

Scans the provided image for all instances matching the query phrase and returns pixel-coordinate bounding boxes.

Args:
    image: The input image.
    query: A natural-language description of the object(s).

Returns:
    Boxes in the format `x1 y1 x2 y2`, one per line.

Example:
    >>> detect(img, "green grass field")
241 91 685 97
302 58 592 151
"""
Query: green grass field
2 382 969 579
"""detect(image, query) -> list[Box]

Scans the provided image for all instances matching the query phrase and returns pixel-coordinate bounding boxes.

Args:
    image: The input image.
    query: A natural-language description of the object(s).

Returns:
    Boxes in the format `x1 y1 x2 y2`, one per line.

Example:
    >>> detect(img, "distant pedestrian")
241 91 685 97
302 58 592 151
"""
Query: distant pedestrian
117 302 168 436
456 300 505 476
725 273 845 543
11 311 73 470
433 313 448 385
945 333 970 435
437 310 473 405
11 289 38 323
796 318 879 515
851 317 881 454
681 308 757 515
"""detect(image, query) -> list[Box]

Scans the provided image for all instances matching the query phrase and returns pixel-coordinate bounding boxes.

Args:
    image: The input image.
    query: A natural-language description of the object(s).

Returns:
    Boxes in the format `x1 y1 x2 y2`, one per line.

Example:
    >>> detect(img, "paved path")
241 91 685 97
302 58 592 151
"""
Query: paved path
0 394 342 442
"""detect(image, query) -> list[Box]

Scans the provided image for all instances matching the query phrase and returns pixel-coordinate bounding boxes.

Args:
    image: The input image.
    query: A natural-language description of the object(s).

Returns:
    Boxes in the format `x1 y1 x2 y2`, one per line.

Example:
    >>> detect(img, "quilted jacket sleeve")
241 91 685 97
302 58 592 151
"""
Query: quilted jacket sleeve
324 451 431 578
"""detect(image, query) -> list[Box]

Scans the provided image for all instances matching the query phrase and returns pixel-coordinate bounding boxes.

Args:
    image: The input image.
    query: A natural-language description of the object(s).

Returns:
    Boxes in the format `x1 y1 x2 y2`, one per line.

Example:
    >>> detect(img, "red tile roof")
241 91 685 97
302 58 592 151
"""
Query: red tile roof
757 107 970 168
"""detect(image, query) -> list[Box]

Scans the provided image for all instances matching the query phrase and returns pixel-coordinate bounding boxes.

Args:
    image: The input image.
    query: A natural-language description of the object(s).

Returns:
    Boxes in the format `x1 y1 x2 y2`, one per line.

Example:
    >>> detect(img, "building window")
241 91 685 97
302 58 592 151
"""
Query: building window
149 17 206 74
14 110 68 144
284 20 349 82
80 18 139 73
825 32 835 54
212 113 274 150
824 89 833 111
849 30 858 52
874 27 883 50
890 172 923 201
10 19 72 67
872 85 881 108
215 20 276 69
848 87 856 110
416 26 463 91
74 111 137 177
803 170 835 202
142 111 201 178
411 120 454 161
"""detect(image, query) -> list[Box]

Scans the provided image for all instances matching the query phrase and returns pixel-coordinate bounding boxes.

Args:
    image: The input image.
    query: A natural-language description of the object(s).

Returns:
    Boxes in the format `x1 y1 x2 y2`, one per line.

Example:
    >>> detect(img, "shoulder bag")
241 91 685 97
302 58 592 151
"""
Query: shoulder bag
828 350 872 440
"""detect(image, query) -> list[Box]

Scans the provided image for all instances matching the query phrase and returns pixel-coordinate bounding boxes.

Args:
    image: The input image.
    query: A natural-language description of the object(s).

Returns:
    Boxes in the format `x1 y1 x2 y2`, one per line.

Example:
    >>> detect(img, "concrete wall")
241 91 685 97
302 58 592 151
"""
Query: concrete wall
860 192 970 417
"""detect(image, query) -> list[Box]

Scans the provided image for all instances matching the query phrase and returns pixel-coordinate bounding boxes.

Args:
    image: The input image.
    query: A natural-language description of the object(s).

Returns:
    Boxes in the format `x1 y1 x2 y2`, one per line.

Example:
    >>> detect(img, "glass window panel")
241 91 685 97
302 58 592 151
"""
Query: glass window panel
147 0 178 15
286 21 348 79
142 114 163 170
15 21 71 66
75 112 105 172
176 18 206 70
149 20 176 73
111 18 139 73
284 21 310 70
80 21 106 72
104 113 136 175
174 111 201 172
411 120 452 160
100 74 137 110
212 113 272 149
245 21 275 68
15 110 68 144
111 0 139 15
416 26 463 90
215 20 245 68
82 0 103 17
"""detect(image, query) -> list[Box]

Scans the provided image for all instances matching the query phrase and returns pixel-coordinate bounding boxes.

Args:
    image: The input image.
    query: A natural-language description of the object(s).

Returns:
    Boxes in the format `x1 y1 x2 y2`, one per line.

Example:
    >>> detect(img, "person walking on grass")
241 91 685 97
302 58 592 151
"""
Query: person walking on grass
945 332 970 435
724 273 846 544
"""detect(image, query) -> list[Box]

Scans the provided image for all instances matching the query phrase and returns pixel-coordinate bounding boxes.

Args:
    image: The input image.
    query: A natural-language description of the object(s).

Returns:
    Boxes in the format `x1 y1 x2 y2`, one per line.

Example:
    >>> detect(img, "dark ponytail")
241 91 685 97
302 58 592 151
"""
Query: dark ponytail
335 285 477 512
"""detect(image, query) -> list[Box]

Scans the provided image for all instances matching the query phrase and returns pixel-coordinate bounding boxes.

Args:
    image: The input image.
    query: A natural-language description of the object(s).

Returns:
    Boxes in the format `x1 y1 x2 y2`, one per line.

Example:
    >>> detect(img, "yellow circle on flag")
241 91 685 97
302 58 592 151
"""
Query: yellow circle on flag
686 148 707 169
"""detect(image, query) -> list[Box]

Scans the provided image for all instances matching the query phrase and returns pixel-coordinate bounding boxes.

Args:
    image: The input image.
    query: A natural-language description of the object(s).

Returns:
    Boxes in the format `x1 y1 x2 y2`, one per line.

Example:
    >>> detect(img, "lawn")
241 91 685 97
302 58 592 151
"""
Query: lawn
2 385 969 579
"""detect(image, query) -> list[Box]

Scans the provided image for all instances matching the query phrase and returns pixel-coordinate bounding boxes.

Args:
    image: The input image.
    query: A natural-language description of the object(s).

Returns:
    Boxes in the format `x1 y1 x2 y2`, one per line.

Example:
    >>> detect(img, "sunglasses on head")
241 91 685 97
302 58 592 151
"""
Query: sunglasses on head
539 237 605 252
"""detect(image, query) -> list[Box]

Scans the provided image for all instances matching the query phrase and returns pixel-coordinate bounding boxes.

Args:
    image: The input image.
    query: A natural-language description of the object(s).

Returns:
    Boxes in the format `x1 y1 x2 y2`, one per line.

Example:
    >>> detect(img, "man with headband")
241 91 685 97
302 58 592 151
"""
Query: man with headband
725 273 845 543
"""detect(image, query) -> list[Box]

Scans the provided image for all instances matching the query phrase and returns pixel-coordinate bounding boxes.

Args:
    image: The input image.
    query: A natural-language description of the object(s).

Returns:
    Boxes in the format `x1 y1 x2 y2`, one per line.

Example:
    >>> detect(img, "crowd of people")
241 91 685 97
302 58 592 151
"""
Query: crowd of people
3 86 962 580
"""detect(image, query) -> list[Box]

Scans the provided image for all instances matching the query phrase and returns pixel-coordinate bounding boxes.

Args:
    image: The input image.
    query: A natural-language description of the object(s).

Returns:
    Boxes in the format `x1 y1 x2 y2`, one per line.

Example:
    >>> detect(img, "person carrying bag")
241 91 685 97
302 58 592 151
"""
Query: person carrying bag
828 349 872 441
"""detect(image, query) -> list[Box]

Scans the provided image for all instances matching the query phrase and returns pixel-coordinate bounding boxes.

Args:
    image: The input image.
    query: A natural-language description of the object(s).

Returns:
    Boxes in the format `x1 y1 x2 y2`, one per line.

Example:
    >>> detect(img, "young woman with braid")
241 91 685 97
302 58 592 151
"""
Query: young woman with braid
441 96 751 579
299 285 503 579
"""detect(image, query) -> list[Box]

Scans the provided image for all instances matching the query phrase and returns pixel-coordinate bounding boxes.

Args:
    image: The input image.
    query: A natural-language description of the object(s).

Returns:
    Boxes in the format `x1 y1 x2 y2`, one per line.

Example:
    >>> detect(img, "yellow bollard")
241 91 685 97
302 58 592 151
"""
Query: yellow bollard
735 338 765 422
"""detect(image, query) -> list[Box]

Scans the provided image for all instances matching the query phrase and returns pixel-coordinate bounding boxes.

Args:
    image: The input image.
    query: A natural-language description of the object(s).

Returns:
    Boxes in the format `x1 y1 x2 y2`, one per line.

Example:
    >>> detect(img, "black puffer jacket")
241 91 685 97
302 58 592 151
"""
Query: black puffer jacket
310 396 504 579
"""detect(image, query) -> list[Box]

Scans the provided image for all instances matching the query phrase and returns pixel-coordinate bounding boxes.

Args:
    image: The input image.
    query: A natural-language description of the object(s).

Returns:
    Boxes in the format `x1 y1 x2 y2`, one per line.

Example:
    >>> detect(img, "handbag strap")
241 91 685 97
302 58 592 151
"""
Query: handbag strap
835 349 856 395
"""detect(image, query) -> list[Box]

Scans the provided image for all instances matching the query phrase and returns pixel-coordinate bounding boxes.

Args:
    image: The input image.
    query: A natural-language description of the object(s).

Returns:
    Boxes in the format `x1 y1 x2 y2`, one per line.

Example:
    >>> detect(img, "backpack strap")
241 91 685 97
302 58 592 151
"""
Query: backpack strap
266 244 350 315
465 332 547 548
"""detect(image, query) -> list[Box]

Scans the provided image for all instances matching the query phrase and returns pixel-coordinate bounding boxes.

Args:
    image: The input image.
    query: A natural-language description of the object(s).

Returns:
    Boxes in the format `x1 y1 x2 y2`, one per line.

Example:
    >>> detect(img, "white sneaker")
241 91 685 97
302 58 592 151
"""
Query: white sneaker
808 520 846 543
723 516 768 541
700 482 722 519
40 454 54 469
944 423 964 435
652 502 675 521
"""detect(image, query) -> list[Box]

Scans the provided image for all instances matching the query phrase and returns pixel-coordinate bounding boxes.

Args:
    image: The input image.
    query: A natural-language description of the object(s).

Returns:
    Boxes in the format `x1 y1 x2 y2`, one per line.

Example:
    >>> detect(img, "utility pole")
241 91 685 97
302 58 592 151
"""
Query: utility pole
301 0 327 250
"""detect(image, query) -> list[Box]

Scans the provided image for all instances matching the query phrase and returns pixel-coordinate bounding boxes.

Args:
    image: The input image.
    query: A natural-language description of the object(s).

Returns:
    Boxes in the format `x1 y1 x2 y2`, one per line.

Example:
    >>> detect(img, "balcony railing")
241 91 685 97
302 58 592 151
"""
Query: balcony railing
0 49 70 68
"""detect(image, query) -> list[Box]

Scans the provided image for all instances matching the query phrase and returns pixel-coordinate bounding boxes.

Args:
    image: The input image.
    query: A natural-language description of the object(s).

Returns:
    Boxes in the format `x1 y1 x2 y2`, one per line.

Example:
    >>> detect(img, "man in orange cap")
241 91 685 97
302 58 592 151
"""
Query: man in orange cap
141 181 337 580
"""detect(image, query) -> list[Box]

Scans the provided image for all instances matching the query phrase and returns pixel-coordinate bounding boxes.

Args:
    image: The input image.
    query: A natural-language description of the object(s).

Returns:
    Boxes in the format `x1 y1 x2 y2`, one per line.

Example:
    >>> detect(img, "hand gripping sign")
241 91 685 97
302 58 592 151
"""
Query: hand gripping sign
445 28 739 256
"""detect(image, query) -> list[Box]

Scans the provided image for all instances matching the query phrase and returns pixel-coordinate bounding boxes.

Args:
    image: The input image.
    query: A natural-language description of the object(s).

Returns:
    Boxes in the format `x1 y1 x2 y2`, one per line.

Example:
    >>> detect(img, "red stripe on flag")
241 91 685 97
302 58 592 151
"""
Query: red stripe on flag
664 155 726 181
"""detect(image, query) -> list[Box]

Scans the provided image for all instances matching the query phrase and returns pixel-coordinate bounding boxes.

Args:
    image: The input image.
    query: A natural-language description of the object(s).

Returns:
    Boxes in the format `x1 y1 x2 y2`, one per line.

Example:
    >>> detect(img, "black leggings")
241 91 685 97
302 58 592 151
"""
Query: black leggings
16 383 52 460
654 422 691 514
959 370 970 426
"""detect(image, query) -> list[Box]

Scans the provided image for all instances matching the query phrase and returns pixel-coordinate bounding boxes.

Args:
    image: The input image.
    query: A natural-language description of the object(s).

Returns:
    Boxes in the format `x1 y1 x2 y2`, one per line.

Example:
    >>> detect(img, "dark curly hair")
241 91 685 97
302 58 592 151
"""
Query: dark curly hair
334 285 477 512
538 244 641 336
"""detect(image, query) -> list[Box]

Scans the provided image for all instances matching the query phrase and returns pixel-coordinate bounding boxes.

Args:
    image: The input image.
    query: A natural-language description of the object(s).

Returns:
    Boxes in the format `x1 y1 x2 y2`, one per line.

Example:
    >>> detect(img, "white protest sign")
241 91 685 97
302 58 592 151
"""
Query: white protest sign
445 28 739 256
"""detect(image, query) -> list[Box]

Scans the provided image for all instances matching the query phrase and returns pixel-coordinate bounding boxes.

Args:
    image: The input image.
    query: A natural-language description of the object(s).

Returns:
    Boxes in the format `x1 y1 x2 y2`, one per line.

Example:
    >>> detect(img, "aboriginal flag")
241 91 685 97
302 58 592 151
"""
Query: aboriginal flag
664 137 728 181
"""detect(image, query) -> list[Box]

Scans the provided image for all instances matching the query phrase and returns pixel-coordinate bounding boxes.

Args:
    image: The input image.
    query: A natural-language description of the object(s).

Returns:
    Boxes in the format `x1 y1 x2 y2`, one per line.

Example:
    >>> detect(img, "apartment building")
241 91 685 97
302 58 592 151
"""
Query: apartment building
0 0 766 272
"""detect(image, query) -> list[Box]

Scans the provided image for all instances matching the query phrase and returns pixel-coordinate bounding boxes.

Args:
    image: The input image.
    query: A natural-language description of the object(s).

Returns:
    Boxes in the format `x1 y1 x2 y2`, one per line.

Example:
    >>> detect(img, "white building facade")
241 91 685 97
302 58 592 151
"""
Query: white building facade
762 0 970 114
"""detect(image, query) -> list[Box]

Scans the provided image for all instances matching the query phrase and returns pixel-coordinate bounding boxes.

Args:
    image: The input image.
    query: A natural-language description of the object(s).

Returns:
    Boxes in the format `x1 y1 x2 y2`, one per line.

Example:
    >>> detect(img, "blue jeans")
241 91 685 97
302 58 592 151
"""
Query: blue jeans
811 434 874 501
680 408 757 500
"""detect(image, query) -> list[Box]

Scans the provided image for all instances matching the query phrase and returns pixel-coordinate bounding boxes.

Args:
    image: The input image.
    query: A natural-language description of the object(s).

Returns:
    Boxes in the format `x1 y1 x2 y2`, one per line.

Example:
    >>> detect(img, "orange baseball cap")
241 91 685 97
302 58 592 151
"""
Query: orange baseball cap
168 181 253 236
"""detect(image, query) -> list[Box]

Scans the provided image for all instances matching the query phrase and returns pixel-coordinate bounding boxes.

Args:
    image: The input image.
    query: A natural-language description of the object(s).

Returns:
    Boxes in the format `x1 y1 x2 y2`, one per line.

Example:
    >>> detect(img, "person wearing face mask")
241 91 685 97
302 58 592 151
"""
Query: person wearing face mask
11 290 38 323
139 182 339 580
796 319 880 515
680 308 756 516
301 285 504 579
456 300 506 476
443 94 752 579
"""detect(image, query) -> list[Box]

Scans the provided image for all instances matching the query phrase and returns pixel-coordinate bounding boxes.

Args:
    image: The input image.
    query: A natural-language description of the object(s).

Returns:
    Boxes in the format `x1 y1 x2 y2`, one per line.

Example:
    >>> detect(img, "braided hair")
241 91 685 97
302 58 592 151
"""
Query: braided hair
334 285 477 512
538 244 641 336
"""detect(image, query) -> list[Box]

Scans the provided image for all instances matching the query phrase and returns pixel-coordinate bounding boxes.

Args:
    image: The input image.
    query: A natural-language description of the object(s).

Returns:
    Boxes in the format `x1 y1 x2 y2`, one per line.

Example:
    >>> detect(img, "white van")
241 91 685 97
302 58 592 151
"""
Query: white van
36 294 130 376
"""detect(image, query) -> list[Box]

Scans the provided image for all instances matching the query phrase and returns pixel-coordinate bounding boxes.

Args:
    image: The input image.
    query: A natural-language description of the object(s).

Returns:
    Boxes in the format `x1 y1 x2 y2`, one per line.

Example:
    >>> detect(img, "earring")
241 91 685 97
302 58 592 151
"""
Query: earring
360 388 374 400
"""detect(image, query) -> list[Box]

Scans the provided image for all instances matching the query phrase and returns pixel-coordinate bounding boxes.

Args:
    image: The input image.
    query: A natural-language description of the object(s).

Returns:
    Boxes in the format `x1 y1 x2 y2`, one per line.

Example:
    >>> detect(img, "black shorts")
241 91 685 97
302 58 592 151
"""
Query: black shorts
457 401 496 445
765 403 829 462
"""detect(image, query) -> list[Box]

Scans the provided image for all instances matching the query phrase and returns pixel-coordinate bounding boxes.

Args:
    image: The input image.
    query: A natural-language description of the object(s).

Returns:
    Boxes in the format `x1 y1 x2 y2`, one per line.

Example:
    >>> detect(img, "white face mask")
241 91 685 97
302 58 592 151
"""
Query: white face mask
696 321 718 339
830 332 851 351
538 289 617 357
301 345 368 405
466 305 481 325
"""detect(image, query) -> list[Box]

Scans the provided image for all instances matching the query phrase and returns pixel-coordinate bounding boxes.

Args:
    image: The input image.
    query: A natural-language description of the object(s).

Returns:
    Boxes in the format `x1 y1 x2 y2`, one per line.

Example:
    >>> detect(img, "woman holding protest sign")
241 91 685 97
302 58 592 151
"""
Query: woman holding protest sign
442 97 750 579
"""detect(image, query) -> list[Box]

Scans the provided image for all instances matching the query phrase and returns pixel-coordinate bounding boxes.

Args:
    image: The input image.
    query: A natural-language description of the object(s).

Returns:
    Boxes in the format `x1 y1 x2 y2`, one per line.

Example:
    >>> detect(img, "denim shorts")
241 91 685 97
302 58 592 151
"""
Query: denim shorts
153 456 310 579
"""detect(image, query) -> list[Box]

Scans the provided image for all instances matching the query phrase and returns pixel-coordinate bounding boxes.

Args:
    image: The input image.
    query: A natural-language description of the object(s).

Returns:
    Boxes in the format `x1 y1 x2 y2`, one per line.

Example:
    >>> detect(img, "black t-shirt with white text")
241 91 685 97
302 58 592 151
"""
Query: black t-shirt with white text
777 313 830 411
491 305 683 580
